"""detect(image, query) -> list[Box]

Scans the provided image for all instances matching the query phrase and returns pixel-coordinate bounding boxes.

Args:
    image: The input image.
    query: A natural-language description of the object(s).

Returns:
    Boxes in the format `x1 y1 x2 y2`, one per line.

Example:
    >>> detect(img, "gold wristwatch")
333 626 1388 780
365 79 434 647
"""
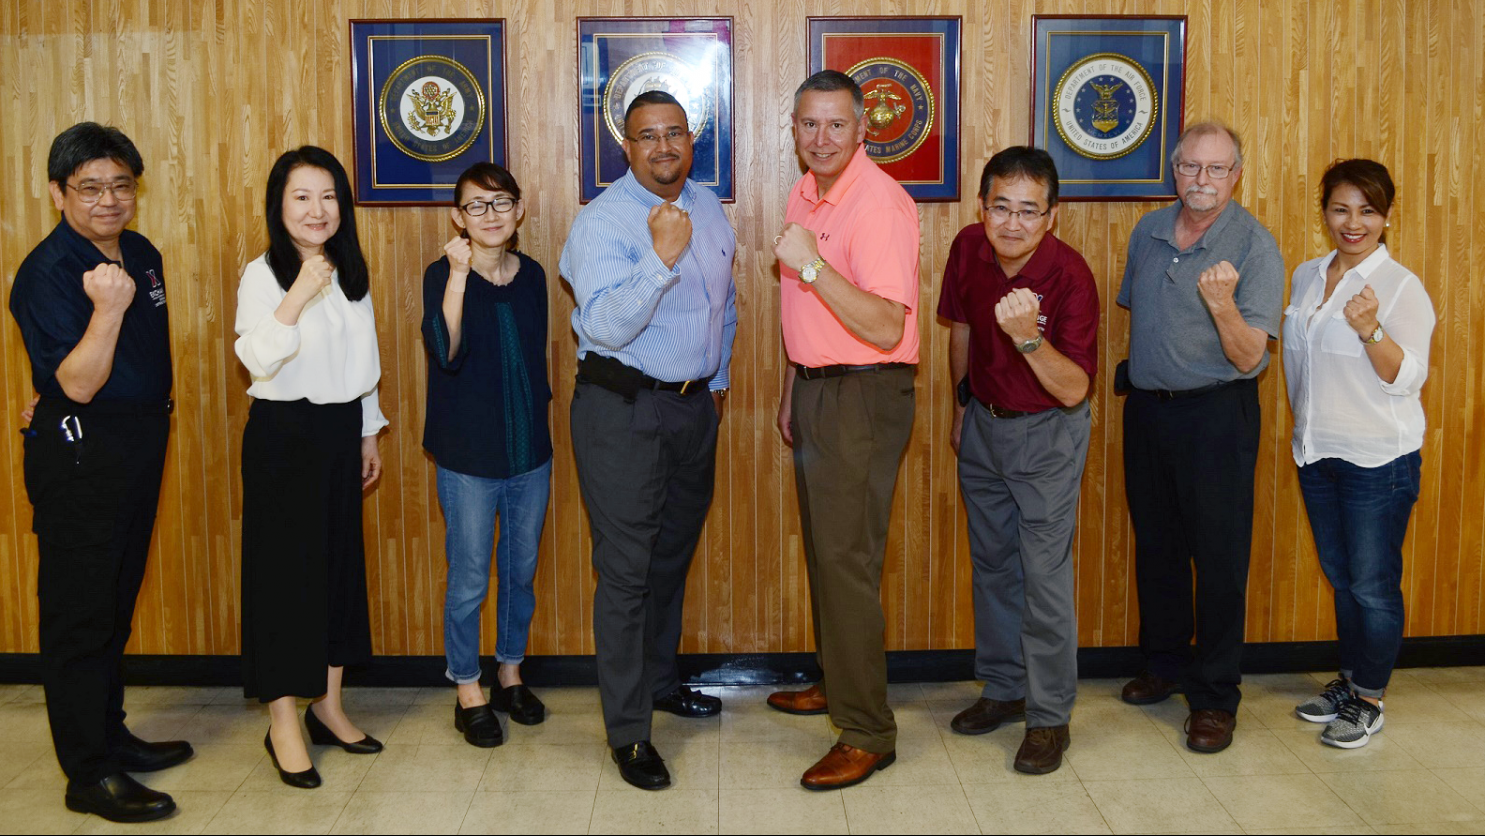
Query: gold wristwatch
799 257 826 284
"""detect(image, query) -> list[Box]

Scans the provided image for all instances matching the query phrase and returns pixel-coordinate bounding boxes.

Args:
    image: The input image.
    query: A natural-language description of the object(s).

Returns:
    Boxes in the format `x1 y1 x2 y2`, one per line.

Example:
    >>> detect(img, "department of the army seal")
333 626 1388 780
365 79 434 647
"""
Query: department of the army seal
1052 53 1158 161
602 52 711 144
379 54 486 163
846 57 935 164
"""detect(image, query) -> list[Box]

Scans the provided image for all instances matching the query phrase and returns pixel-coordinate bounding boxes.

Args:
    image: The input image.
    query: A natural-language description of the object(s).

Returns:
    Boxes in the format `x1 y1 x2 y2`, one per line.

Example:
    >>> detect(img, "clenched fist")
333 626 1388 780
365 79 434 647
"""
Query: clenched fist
648 202 692 269
82 262 135 318
994 287 1042 344
444 236 473 276
289 254 333 304
1196 260 1240 311
1343 285 1381 337
773 223 820 273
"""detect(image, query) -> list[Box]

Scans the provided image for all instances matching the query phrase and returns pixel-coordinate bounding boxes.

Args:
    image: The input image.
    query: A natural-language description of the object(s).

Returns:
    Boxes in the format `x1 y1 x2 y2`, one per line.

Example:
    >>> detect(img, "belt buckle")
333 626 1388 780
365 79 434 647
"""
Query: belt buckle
680 380 691 395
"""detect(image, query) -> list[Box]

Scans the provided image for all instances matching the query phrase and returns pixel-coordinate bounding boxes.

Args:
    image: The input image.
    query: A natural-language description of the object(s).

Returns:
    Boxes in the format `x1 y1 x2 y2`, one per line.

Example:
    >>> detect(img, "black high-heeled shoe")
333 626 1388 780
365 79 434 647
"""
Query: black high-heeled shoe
264 730 321 789
305 703 383 754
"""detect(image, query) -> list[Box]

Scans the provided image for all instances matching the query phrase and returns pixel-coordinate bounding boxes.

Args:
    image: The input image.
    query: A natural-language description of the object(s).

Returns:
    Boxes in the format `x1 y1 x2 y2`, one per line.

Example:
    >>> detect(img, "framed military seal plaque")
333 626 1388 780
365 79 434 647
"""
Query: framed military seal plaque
808 17 962 202
1031 16 1187 201
578 17 734 203
350 19 508 205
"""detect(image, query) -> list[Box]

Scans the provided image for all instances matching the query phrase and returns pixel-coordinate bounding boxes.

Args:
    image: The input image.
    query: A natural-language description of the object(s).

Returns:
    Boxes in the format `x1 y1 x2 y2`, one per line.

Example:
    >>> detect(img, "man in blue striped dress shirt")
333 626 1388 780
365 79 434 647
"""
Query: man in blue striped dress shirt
559 91 738 791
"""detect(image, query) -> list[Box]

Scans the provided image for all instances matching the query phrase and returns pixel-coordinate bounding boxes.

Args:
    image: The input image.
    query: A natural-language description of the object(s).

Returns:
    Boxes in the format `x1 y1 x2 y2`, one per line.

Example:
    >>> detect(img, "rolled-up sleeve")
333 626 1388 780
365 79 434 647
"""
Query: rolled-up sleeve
560 211 680 350
1377 275 1436 397
712 277 738 391
234 261 301 379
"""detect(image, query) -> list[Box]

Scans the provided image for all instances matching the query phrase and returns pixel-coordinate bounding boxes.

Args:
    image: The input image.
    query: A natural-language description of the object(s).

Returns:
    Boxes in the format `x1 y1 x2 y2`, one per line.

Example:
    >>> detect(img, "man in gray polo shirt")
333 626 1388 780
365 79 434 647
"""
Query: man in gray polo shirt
1116 121 1284 754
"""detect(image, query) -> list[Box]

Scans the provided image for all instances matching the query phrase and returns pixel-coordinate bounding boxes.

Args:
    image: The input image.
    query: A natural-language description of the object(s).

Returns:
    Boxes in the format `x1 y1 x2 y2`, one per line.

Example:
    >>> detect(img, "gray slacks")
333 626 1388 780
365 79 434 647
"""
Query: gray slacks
958 399 1091 728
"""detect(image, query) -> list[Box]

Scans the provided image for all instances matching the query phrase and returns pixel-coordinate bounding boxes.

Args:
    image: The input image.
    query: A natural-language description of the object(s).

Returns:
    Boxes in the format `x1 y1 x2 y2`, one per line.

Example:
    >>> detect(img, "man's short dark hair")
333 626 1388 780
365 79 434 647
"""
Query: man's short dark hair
623 91 687 133
47 122 144 183
979 146 1060 208
793 70 865 120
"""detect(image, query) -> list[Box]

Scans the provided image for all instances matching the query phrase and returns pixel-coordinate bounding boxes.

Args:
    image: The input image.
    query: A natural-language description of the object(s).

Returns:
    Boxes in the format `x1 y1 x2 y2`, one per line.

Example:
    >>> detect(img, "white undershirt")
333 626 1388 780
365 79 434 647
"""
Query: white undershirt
233 254 388 437
1282 245 1435 468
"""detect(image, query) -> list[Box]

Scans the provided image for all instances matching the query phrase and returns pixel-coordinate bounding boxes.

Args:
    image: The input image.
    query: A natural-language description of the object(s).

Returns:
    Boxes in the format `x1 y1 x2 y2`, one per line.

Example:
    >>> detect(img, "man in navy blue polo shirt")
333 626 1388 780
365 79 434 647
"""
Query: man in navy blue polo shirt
938 147 1099 776
10 122 187 823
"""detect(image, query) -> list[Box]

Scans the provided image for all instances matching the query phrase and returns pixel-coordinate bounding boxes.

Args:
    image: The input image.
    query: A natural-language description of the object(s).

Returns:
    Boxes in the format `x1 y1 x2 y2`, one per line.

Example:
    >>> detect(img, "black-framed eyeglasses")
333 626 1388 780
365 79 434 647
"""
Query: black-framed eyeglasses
983 204 1050 223
461 197 517 216
1174 162 1234 179
625 128 689 147
67 180 138 203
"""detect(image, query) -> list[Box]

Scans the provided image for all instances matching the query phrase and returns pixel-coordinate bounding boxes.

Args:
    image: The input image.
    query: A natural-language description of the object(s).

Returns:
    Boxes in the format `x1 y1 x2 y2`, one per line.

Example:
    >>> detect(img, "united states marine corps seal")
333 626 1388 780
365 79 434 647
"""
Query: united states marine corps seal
847 58 935 164
379 55 486 163
602 52 711 144
1052 53 1158 161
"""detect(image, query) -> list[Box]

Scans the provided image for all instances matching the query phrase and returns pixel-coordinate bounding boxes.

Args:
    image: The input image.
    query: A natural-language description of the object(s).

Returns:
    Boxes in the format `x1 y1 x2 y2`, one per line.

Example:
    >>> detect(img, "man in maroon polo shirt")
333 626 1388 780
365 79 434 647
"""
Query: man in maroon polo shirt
938 147 1099 775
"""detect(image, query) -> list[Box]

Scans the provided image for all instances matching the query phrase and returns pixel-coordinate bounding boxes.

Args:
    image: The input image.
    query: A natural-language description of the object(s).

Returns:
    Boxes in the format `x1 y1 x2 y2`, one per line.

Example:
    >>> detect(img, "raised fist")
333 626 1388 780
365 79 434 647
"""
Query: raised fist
1197 260 1240 310
444 236 473 275
82 263 135 317
994 287 1042 344
1343 285 1381 337
773 223 820 274
648 202 692 269
290 254 333 302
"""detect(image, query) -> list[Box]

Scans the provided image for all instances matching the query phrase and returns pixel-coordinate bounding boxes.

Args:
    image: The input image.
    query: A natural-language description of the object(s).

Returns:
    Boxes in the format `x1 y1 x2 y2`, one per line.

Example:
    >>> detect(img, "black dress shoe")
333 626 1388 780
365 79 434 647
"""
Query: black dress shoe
489 684 546 726
611 741 671 790
264 731 322 789
652 686 721 718
454 701 504 748
65 773 176 823
305 704 383 754
116 727 194 772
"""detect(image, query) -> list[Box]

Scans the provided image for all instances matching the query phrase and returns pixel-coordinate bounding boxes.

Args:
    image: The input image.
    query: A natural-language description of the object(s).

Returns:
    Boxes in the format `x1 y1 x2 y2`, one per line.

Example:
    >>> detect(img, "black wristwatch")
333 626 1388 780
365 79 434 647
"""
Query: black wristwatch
956 376 972 407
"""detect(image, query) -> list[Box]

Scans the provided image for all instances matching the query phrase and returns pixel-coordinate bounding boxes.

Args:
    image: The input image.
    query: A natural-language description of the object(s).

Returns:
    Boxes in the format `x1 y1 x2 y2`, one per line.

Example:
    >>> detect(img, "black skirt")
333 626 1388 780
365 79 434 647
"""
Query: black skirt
240 398 373 701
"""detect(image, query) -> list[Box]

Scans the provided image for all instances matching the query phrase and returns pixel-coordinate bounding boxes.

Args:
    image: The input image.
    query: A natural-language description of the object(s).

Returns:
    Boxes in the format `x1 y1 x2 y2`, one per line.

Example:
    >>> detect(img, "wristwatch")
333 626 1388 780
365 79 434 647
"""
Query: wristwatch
1362 324 1385 345
799 257 826 284
1015 334 1045 354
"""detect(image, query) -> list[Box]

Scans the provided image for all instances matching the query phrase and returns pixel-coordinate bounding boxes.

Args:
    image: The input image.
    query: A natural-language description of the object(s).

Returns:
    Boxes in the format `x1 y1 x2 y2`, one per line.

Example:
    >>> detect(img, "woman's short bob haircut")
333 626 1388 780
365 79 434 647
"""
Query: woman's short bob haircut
453 162 524 252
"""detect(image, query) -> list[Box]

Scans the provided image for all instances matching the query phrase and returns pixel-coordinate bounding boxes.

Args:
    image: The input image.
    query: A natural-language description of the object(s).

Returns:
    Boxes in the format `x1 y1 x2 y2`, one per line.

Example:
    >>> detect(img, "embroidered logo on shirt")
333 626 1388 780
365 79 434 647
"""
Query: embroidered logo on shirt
146 269 166 307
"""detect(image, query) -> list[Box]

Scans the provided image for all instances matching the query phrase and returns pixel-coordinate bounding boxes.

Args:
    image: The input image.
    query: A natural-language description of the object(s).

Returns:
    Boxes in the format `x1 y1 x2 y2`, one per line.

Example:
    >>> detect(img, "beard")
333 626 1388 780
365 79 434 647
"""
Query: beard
1183 184 1220 212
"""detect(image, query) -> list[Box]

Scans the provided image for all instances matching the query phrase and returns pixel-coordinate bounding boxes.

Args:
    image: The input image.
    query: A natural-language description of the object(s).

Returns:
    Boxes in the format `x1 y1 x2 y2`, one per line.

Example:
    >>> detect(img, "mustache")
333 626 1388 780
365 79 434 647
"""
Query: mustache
1183 183 1219 200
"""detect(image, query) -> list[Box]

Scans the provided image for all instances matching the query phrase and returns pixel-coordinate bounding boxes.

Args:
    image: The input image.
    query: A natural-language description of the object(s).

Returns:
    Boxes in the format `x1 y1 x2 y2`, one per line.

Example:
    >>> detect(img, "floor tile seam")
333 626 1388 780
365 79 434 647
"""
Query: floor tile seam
1419 766 1485 820
1196 770 1363 830
1308 767 1482 827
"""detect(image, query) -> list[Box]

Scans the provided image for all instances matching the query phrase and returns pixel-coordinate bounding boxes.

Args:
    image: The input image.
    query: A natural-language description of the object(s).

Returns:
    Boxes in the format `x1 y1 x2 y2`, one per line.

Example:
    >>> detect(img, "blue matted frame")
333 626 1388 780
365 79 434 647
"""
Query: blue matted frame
1030 16 1187 202
350 19 508 205
578 17 734 203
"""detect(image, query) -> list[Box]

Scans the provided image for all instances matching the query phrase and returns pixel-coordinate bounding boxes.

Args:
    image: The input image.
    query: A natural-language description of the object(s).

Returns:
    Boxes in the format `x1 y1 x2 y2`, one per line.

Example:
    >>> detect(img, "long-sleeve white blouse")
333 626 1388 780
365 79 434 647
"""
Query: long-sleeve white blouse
233 253 389 437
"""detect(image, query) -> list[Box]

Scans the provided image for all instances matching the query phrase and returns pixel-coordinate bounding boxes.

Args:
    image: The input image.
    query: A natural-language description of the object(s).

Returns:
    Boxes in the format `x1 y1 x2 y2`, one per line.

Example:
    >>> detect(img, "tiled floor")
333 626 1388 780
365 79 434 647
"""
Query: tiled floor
3 667 1485 834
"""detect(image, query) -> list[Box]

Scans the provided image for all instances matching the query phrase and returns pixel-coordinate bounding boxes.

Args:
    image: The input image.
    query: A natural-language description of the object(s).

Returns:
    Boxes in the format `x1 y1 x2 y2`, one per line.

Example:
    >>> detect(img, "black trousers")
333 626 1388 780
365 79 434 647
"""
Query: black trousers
241 399 373 702
1124 379 1260 714
24 396 170 784
570 381 717 748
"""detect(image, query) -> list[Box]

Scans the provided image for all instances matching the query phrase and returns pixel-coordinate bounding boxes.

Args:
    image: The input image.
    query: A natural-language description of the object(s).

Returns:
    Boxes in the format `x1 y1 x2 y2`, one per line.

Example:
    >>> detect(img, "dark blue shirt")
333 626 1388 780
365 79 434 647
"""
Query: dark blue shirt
422 251 553 479
9 220 172 400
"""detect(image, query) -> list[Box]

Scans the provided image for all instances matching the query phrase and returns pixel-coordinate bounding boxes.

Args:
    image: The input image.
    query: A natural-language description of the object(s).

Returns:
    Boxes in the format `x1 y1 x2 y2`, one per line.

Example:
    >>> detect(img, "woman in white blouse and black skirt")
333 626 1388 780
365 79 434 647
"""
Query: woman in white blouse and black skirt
1284 159 1436 750
234 146 388 788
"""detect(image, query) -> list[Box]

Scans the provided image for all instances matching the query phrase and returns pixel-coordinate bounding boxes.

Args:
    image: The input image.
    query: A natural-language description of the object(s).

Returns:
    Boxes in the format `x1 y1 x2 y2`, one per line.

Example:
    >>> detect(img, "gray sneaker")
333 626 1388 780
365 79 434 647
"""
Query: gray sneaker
1296 678 1351 723
1321 696 1383 748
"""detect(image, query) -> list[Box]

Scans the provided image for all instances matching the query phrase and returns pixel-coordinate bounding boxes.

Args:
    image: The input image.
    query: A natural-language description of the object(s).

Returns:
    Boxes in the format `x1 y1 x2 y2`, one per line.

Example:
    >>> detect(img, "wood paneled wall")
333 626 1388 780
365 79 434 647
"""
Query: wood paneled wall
2 0 1483 659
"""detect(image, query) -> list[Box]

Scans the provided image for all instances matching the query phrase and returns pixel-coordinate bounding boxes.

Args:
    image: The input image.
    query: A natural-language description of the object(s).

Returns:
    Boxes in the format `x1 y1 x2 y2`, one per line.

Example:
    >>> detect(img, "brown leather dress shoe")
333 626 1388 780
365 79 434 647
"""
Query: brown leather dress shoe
1013 725 1070 775
1121 671 1182 705
949 697 1026 735
1185 709 1236 753
800 742 895 790
767 684 828 716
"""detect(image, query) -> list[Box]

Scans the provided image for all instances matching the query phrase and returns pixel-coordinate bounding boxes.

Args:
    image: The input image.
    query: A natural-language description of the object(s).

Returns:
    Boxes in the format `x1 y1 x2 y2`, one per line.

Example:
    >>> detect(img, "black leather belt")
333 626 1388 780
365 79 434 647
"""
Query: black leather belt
578 354 710 400
39 395 174 415
794 362 913 381
1138 380 1236 401
977 399 1084 419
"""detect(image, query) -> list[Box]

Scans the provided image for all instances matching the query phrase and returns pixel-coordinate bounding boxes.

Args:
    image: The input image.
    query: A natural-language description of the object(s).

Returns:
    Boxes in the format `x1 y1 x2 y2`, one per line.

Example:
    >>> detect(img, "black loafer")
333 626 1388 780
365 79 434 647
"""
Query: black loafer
454 701 504 748
264 731 321 789
652 686 721 718
305 704 383 754
490 684 546 726
65 773 176 823
116 728 194 772
612 740 671 790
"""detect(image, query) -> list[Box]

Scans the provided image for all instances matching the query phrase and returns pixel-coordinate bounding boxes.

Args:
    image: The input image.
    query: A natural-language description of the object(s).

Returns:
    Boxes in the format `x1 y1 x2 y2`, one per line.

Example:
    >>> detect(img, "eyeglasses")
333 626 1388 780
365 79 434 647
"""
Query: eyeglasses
67 180 137 203
1174 162 1235 179
461 197 517 216
984 204 1051 223
626 128 689 147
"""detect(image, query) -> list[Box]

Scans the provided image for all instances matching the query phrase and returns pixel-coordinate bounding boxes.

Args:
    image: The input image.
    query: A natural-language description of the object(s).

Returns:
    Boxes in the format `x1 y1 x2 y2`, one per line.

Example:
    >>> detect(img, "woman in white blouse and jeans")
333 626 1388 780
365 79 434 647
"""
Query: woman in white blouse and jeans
1284 159 1435 749
234 146 388 787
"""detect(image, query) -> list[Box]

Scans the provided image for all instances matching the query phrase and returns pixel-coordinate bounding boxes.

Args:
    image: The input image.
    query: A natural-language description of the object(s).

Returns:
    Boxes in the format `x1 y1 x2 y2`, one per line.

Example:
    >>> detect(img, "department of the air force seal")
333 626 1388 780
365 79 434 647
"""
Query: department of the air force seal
379 55 486 163
847 58 935 164
1052 53 1158 161
602 52 710 144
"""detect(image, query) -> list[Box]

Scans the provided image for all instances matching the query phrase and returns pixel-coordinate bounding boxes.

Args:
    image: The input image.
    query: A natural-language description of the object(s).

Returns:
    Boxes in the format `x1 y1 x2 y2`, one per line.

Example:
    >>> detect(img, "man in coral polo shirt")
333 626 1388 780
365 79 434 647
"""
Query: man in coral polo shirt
766 70 920 791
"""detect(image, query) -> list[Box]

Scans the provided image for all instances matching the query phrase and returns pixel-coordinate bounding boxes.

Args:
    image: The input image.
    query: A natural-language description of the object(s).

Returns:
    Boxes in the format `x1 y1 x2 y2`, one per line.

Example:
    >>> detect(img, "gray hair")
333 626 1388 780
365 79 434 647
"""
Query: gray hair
793 70 865 121
1171 121 1243 171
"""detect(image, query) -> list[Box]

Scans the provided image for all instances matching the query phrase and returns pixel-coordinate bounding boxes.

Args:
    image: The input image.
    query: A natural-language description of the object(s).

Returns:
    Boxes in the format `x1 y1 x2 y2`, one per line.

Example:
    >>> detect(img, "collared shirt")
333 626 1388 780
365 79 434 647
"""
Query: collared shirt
10 219 172 401
1116 200 1284 391
558 171 737 389
1282 245 1435 467
234 254 389 437
937 225 1099 413
781 145 920 366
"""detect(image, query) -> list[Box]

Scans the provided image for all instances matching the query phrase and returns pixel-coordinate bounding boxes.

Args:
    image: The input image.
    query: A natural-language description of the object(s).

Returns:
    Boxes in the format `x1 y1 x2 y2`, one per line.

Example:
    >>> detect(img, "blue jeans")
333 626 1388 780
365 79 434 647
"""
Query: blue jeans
1297 451 1421 697
436 459 552 684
